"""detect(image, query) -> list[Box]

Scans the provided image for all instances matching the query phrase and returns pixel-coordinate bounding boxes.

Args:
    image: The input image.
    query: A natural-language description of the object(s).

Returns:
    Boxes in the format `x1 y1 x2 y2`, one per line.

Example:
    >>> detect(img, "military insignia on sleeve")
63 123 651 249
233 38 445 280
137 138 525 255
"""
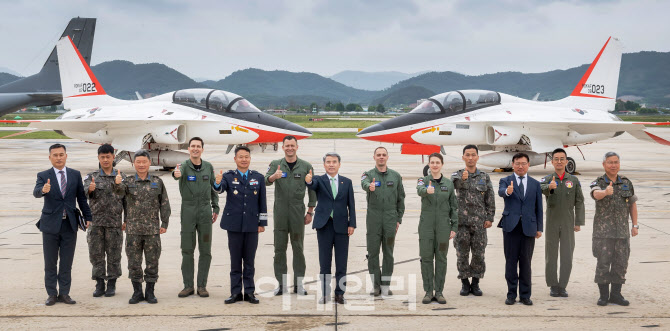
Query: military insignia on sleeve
267 165 271 172
540 177 545 183
84 175 89 180
565 180 573 188
590 181 597 186
452 172 458 176
361 172 367 180
417 178 424 186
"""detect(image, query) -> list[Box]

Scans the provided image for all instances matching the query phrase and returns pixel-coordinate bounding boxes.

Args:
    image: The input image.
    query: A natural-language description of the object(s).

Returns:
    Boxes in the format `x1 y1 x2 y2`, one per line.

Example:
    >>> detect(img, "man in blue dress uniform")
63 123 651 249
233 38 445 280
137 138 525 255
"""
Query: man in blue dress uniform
214 146 267 304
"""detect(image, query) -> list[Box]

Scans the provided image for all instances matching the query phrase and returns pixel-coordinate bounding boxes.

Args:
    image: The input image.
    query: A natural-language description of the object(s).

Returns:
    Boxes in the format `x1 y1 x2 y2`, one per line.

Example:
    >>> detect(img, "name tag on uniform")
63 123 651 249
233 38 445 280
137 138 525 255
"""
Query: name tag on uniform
294 173 302 178
622 185 629 191
386 181 394 186
233 178 240 185
203 175 209 181
249 179 259 186
187 176 196 182
374 181 381 187
441 186 448 191
151 183 159 189
479 179 485 185
281 172 287 178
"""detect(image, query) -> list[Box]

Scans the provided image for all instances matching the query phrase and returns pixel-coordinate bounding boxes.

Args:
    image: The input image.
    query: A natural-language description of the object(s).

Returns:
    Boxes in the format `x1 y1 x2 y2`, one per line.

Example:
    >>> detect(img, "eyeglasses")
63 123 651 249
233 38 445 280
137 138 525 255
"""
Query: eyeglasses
552 158 566 162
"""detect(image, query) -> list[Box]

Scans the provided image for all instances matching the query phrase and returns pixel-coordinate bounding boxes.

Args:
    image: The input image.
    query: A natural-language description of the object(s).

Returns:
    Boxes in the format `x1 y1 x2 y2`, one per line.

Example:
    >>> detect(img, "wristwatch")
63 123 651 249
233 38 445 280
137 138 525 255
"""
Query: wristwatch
632 224 639 229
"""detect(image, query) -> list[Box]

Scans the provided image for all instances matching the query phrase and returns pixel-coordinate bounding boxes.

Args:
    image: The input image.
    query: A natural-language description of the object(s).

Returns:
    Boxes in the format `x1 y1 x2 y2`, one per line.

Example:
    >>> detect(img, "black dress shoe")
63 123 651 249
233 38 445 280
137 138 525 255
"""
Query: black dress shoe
505 297 515 305
520 298 533 305
293 285 308 295
334 294 345 304
57 294 76 304
558 287 569 297
244 293 259 304
224 293 243 304
45 295 57 306
549 286 560 297
274 286 284 296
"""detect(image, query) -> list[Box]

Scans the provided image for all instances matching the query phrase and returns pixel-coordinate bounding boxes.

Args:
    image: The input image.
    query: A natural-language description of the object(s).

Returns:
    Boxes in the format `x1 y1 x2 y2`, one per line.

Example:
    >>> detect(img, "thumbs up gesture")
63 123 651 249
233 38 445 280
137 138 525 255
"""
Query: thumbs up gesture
548 176 557 190
88 176 96 193
43 178 51 194
115 172 122 185
605 181 614 195
174 163 182 178
462 170 469 181
369 178 376 192
507 181 514 195
427 180 435 194
215 170 223 185
271 165 283 181
305 169 313 183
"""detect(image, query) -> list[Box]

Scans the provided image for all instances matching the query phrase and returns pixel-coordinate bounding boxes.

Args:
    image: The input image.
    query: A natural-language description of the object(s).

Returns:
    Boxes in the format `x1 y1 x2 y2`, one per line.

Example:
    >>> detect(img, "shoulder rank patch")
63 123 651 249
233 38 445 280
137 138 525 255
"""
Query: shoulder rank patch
361 172 367 180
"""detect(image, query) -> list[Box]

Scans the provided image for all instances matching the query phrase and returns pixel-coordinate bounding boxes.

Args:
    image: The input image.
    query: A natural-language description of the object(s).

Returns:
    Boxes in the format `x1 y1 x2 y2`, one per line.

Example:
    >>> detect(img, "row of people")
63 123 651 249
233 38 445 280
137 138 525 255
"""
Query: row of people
33 137 638 308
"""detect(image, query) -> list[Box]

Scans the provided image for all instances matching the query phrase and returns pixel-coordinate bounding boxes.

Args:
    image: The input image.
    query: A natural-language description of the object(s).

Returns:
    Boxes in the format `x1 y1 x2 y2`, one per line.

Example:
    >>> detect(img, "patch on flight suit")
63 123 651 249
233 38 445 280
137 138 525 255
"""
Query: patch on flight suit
187 176 196 182
204 234 210 243
387 237 395 245
361 173 367 180
203 175 209 181
386 181 394 186
440 186 448 191
565 180 573 188
417 178 424 186
540 177 546 182
439 242 448 252
374 181 381 187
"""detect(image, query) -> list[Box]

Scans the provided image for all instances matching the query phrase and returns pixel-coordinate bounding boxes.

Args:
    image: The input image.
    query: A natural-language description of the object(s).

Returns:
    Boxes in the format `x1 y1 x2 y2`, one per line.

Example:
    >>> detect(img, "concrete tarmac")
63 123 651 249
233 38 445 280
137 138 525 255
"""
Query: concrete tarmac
1 129 669 330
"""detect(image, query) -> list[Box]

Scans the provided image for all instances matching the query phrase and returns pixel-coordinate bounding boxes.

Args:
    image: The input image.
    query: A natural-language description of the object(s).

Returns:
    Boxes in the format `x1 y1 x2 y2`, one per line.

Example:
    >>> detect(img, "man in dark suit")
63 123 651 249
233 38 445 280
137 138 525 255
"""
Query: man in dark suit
498 152 543 306
33 143 92 306
305 152 356 304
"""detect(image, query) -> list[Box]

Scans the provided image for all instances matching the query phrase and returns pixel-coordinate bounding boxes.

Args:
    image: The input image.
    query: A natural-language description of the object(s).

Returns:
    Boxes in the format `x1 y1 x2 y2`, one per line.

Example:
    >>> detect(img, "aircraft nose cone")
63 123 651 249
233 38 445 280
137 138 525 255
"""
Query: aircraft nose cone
285 122 312 137
357 123 385 137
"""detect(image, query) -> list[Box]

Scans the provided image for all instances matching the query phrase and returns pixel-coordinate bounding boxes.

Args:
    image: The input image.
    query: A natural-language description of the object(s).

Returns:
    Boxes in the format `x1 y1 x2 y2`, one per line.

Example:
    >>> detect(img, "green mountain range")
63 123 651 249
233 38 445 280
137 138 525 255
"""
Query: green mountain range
1 51 669 108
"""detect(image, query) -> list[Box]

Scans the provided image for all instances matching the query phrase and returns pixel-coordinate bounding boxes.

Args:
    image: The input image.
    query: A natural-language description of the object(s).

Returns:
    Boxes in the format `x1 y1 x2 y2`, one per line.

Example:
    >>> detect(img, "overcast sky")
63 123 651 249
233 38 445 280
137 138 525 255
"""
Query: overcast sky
1 0 668 80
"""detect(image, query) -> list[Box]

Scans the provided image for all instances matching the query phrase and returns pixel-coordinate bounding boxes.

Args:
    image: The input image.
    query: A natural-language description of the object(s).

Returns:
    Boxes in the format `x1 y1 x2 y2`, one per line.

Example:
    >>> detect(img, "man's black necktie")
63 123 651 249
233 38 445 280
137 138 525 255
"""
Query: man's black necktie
519 176 525 197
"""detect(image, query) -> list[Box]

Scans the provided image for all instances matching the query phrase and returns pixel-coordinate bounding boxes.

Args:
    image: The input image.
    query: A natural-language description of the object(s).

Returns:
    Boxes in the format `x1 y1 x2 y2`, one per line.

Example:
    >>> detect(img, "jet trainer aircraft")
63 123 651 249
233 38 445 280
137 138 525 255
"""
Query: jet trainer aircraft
9 36 311 168
0 17 96 116
357 37 670 173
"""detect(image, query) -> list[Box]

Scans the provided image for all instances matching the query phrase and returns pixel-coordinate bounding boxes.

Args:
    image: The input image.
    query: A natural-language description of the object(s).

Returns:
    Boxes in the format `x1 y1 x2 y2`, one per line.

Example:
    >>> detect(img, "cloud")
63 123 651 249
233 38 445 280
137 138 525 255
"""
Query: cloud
0 0 668 80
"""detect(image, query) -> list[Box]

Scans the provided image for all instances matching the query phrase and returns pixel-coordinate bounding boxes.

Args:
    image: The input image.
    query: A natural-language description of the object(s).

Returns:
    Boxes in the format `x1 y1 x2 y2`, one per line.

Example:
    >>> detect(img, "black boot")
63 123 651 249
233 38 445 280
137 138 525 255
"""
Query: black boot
105 279 116 297
608 283 629 306
470 277 483 296
597 283 609 306
460 278 471 296
93 278 105 297
145 282 157 304
129 281 144 304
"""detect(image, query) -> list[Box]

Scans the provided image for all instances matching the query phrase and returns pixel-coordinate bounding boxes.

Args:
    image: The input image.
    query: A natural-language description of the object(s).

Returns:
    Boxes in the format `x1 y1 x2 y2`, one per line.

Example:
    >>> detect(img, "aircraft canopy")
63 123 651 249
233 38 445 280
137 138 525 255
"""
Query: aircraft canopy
173 89 262 113
410 90 500 114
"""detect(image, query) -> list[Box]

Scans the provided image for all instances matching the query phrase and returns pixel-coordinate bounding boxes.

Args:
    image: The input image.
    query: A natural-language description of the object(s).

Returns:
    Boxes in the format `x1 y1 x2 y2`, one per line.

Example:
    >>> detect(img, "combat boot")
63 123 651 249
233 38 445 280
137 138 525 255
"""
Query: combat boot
93 278 105 297
608 284 629 306
597 283 609 306
460 278 470 296
435 292 447 304
105 279 116 297
422 291 433 304
470 277 483 296
129 281 144 304
145 282 157 304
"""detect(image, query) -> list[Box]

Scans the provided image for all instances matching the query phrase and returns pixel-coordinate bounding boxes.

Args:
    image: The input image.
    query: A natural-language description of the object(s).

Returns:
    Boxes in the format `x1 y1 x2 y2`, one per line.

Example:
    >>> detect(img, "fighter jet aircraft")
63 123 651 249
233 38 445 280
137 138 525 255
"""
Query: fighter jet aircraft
357 37 670 173
9 36 311 168
0 17 96 116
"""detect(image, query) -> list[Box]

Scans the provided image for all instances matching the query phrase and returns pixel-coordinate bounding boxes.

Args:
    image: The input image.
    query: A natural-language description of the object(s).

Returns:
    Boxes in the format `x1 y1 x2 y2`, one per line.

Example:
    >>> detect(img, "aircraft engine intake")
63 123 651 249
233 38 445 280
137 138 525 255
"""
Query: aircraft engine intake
486 125 524 146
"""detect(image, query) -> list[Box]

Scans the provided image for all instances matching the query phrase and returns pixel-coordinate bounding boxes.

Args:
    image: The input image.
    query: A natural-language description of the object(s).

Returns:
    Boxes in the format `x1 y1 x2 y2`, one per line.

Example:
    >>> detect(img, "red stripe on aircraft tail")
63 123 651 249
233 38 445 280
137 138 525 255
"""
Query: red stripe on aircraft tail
569 36 613 99
66 36 106 98
358 126 430 144
644 131 670 146
244 126 310 143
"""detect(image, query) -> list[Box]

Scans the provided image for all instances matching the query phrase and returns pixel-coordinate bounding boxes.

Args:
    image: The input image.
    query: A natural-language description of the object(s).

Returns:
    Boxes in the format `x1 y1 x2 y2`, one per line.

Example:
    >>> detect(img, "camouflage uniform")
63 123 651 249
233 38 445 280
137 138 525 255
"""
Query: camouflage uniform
84 169 126 280
451 169 495 279
121 174 171 283
590 174 636 284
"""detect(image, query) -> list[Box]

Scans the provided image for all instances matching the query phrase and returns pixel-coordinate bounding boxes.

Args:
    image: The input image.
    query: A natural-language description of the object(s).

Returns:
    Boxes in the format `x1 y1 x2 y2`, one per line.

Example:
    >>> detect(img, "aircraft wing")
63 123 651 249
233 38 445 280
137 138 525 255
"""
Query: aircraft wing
26 118 217 133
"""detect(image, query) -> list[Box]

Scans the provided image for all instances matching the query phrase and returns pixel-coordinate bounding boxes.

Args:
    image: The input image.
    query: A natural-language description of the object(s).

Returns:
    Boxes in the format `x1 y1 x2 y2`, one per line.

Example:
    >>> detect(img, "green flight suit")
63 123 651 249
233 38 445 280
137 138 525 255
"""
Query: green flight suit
361 167 405 289
540 172 585 289
417 175 458 293
172 159 220 288
265 157 316 286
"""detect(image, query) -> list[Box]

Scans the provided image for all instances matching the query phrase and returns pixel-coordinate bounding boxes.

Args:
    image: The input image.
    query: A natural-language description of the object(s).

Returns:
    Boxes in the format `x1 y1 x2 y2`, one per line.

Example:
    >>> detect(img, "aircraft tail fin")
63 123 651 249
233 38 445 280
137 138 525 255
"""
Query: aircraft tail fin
552 37 623 111
56 35 115 109
0 17 96 94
